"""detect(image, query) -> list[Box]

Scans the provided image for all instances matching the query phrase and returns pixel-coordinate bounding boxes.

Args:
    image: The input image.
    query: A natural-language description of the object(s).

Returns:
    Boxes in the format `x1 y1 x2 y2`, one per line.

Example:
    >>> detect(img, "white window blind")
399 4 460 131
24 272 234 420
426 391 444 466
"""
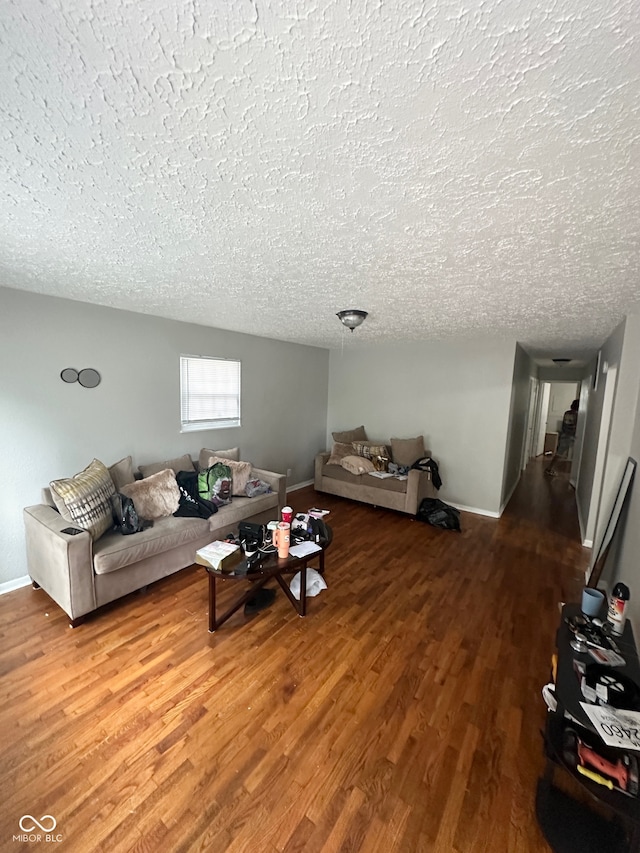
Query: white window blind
180 355 241 432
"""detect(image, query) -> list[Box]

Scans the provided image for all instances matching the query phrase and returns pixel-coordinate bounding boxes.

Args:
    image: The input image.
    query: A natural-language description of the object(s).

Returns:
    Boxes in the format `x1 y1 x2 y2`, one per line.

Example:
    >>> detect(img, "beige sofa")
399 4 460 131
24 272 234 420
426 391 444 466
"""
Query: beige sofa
314 429 438 515
23 449 285 626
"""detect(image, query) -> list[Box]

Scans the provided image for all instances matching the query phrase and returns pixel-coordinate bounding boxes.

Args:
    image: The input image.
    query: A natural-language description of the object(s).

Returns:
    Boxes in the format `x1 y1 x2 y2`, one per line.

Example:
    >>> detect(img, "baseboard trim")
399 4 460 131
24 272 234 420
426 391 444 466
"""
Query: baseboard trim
0 575 31 595
450 502 500 519
287 479 313 493
499 477 520 516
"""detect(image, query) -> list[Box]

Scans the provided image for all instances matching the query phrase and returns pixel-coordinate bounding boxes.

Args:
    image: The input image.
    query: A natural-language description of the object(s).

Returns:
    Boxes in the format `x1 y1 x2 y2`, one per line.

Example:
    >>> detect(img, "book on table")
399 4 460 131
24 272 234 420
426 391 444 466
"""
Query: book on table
195 541 242 573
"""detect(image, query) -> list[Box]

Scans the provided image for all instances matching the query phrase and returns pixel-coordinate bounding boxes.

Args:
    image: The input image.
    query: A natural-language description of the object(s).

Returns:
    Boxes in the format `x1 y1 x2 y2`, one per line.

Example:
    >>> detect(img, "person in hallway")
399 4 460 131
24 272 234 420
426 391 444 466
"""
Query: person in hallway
545 399 579 476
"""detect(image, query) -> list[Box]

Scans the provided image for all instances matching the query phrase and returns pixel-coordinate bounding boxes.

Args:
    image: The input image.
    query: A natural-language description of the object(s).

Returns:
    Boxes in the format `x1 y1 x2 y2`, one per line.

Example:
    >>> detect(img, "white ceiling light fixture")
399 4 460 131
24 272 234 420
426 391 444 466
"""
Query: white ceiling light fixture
336 309 368 331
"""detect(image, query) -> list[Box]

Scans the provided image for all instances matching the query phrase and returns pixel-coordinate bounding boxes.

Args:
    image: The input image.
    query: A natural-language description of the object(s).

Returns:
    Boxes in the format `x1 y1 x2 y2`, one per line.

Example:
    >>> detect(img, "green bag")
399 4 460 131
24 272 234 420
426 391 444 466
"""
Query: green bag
198 462 232 507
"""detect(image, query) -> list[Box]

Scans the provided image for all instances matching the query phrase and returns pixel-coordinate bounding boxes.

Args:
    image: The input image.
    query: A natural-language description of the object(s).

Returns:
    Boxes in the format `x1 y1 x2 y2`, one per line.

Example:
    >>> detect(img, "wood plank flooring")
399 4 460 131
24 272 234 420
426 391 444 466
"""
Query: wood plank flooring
0 459 589 852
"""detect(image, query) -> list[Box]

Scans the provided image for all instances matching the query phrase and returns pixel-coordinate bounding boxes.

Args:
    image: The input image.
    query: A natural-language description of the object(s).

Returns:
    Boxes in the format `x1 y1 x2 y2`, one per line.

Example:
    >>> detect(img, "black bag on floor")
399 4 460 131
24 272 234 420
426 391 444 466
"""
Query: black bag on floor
417 498 461 531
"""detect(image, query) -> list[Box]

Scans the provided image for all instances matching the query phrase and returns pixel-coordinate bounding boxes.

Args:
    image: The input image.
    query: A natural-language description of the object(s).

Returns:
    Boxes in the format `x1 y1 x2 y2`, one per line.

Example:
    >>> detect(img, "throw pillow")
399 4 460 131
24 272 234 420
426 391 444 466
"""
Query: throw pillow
391 436 426 468
341 455 375 475
327 441 353 465
198 447 239 470
198 462 232 507
50 458 116 541
208 455 252 496
139 453 195 479
352 441 390 472
108 455 135 491
121 469 180 519
332 426 367 444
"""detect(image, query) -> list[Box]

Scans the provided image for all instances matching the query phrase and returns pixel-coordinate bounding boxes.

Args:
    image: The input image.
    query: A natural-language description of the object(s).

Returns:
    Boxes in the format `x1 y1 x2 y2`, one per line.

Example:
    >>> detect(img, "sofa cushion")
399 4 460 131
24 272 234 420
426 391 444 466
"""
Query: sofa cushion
391 436 425 467
121 469 181 519
108 456 135 491
139 453 195 479
93 516 210 575
206 492 278 532
341 455 375 475
207 456 252 496
198 447 239 470
327 441 353 465
49 458 116 541
321 462 407 493
332 426 367 443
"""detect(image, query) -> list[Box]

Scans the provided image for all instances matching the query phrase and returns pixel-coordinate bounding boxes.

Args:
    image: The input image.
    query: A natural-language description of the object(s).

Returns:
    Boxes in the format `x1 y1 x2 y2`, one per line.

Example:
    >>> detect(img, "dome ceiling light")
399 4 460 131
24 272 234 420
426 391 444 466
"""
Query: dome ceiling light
336 309 368 331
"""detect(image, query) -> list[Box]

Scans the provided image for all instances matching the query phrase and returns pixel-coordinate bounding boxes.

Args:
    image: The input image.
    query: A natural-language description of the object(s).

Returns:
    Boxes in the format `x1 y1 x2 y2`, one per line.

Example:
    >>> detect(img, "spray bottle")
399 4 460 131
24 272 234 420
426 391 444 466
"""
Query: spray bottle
607 582 630 636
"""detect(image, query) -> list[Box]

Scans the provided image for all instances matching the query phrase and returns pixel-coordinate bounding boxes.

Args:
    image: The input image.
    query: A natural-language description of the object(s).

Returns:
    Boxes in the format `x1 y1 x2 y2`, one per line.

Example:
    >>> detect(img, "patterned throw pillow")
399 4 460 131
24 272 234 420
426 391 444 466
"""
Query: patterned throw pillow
351 442 390 472
50 459 116 540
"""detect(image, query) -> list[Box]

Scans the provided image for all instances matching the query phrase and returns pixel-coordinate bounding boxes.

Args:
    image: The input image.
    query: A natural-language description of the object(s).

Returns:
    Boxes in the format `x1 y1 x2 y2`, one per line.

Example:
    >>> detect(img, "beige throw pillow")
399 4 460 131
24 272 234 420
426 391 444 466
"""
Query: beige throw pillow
332 426 367 443
108 456 135 491
50 458 116 541
121 469 180 519
341 455 375 475
198 447 239 470
207 456 253 496
139 453 195 479
327 442 353 465
390 436 425 467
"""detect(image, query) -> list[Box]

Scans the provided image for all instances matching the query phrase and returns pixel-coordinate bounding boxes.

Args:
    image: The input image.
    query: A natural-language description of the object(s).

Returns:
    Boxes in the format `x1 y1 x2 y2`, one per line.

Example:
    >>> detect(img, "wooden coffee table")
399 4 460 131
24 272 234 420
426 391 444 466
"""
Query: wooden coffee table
205 531 331 632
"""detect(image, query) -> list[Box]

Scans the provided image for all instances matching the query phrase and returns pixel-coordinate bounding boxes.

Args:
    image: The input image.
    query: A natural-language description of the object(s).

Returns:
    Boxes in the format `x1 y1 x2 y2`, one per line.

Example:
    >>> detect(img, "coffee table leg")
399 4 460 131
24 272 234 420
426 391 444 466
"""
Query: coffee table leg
208 571 217 632
300 563 307 617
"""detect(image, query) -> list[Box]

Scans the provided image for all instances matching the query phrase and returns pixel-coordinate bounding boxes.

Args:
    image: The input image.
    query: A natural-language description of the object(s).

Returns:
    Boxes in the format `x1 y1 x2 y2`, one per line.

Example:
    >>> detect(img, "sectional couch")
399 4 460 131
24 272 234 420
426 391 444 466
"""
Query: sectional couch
23 447 285 626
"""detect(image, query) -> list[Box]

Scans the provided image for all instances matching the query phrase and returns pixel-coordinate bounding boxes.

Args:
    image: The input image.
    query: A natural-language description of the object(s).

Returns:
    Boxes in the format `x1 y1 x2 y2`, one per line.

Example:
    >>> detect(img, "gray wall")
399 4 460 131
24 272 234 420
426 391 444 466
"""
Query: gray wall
0 287 329 585
501 344 535 510
327 337 518 515
593 316 640 552
576 319 632 545
608 379 640 629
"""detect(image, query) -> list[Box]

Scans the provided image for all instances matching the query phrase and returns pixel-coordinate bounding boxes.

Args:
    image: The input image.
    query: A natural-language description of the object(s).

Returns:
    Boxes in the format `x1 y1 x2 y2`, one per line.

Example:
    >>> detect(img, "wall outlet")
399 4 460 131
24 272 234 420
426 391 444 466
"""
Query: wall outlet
287 468 292 478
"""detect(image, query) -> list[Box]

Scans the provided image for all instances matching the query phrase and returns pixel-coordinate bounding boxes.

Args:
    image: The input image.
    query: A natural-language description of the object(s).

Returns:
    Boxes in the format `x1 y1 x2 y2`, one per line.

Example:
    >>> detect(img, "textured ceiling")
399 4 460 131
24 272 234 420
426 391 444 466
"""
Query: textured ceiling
1 0 639 360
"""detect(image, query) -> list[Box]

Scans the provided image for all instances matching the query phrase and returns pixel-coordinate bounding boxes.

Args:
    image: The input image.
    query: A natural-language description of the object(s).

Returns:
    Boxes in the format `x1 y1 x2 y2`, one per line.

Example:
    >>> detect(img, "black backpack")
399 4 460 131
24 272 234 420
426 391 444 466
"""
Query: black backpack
111 492 145 535
417 498 461 531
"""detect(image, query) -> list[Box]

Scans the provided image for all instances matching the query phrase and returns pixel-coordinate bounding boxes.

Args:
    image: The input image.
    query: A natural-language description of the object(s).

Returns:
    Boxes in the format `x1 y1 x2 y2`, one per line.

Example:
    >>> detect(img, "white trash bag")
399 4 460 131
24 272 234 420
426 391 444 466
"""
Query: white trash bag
289 569 327 600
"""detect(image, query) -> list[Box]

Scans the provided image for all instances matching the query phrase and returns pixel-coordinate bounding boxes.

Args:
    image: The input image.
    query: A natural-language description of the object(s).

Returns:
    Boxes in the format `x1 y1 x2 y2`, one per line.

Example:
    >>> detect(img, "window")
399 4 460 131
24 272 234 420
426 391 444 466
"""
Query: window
180 355 241 432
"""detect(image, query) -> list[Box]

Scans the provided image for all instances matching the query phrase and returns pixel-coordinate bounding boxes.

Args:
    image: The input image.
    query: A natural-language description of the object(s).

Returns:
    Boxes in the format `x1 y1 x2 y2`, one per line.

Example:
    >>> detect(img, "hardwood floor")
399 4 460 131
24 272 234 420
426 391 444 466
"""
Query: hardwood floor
0 460 589 852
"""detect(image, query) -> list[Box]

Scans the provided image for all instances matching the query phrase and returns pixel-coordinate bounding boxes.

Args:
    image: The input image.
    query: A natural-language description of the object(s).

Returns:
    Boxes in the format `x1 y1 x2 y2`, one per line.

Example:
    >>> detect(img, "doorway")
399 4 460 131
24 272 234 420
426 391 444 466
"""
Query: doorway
524 381 581 467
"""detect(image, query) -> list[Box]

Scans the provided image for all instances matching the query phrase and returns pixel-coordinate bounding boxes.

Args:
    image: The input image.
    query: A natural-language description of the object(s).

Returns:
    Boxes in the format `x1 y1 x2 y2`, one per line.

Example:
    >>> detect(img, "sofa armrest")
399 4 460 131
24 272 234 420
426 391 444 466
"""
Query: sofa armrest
315 452 330 488
23 505 97 622
404 469 437 515
250 468 286 513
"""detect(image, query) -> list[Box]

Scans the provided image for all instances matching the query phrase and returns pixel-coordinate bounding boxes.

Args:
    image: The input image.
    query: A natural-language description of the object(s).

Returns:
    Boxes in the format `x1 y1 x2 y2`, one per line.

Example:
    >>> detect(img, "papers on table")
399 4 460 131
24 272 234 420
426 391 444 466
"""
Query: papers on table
195 541 241 572
289 542 322 558
580 702 640 750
